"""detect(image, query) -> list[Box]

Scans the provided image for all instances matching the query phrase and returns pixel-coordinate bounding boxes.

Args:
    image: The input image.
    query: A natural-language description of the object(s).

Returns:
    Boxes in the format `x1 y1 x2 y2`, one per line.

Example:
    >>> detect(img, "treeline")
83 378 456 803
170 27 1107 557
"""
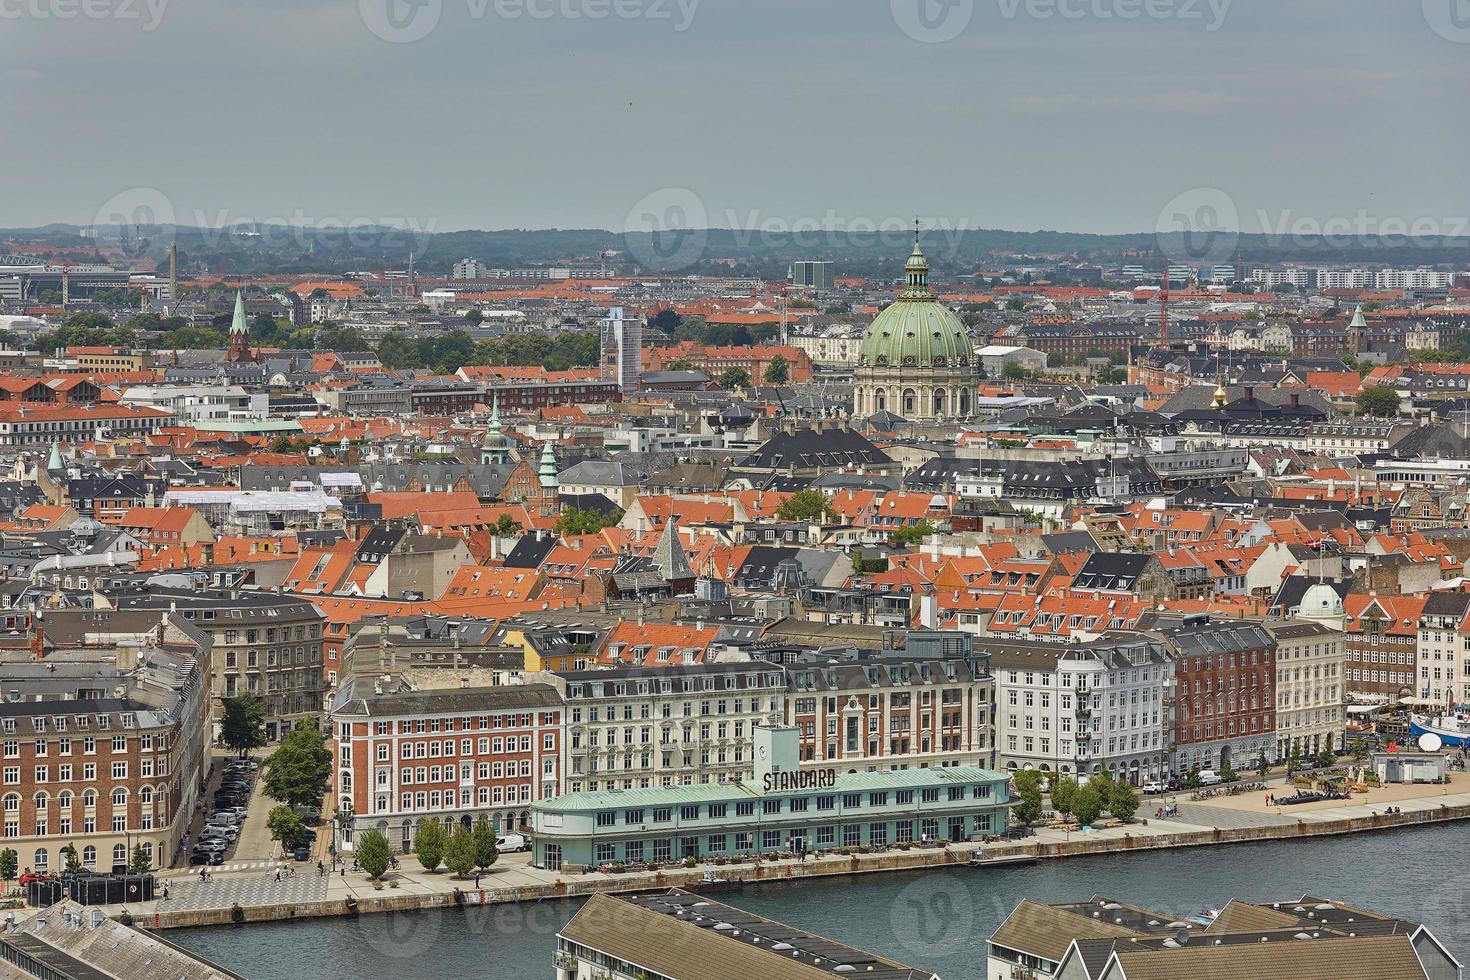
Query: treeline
375 328 599 374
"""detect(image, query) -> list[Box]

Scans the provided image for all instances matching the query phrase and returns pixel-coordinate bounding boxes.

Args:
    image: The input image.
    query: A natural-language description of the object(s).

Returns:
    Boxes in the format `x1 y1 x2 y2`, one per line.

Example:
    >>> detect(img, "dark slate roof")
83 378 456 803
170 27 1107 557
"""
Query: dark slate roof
1073 552 1154 591
503 533 558 570
1041 530 1101 555
739 428 891 470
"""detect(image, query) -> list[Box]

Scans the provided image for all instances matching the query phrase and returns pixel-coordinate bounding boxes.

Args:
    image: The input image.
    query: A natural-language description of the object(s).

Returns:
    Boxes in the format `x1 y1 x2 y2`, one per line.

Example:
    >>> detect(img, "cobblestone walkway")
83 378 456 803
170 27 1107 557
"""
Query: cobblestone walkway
160 872 330 911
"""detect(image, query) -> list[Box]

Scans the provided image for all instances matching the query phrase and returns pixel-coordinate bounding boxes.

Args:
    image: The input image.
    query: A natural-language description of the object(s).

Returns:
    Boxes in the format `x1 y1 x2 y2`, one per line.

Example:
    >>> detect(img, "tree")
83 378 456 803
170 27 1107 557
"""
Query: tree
1356 386 1401 418
1218 760 1237 782
414 820 446 872
489 514 521 537
1108 782 1140 822
763 355 790 385
465 308 484 326
1256 749 1270 778
0 848 16 885
472 818 499 871
1096 365 1127 384
647 308 682 334
1012 770 1044 824
1185 765 1201 789
267 805 305 852
1317 748 1337 770
128 842 152 875
1071 784 1104 827
220 695 266 757
555 506 622 536
1286 744 1303 774
889 521 937 547
666 359 696 371
263 722 331 809
1001 362 1031 382
1050 776 1078 820
357 830 393 880
1350 741 1370 764
718 367 751 389
444 825 476 878
61 844 82 874
776 489 834 523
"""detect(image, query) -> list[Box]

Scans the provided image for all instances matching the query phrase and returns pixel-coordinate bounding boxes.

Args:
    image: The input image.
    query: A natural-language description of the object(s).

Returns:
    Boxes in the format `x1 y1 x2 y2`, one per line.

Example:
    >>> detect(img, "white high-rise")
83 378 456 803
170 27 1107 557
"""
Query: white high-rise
600 306 642 393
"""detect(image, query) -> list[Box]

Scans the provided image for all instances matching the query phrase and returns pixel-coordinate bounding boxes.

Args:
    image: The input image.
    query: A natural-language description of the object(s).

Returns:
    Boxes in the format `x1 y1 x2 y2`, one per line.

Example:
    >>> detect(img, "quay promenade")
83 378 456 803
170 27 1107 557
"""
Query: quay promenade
23 773 1470 931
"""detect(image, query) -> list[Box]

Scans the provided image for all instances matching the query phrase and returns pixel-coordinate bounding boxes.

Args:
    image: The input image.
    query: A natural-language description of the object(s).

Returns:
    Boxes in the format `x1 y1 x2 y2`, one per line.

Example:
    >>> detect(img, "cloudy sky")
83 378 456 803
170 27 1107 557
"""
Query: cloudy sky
3 0 1468 236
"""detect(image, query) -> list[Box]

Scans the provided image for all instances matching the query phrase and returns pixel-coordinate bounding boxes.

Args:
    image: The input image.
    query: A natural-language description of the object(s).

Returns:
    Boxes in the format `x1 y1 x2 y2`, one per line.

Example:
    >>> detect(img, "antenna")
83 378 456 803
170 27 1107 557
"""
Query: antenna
1159 265 1170 349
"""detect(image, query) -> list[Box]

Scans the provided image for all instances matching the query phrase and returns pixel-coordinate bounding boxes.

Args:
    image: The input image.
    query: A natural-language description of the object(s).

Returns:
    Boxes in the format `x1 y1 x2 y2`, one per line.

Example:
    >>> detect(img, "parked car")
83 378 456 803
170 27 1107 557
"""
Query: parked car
1142 779 1167 794
191 846 226 865
1198 769 1223 786
495 833 529 853
292 846 311 862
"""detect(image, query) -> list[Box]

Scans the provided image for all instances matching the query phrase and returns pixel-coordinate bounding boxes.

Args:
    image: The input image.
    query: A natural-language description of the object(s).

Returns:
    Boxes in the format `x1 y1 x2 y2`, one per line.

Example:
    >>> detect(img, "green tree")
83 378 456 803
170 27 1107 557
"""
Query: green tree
889 521 937 547
666 359 696 371
1050 776 1078 820
61 844 82 874
1108 782 1140 822
356 830 393 880
763 354 790 385
1218 760 1237 782
1256 750 1270 778
316 324 368 352
1185 765 1201 789
0 848 16 885
444 825 476 878
1317 748 1337 770
776 489 835 523
1071 784 1104 826
489 514 521 537
220 694 266 757
1012 770 1044 824
1356 386 1401 418
1287 744 1303 774
472 818 499 871
1001 362 1031 382
555 506 622 536
1350 741 1370 764
262 722 331 809
1096 365 1127 384
718 367 751 389
465 308 484 326
128 842 152 875
647 308 682 334
414 819 446 872
266 805 305 852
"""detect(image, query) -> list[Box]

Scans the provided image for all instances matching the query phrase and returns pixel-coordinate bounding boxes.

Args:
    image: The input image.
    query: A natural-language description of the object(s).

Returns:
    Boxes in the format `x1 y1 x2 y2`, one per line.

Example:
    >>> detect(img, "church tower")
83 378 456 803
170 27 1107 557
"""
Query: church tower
480 396 510 465
227 291 255 363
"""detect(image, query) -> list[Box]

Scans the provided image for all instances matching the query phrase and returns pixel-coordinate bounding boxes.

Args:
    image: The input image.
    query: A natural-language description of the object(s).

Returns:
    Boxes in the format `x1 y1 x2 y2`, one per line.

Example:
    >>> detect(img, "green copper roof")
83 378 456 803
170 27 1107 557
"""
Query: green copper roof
1350 304 1368 328
858 240 970 367
47 441 63 472
538 441 559 488
230 291 248 337
859 242 972 368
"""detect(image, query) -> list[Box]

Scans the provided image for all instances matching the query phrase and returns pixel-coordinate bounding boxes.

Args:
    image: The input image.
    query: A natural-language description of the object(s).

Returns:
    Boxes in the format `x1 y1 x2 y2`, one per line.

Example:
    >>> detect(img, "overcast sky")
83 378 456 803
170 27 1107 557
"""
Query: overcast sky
3 0 1468 237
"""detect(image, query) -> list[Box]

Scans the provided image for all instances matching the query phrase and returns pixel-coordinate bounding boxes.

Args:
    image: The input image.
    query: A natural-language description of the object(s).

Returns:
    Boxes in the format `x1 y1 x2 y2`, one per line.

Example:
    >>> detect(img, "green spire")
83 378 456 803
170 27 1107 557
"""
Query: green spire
46 441 63 473
900 234 932 299
230 291 248 337
1350 304 1367 329
538 441 559 489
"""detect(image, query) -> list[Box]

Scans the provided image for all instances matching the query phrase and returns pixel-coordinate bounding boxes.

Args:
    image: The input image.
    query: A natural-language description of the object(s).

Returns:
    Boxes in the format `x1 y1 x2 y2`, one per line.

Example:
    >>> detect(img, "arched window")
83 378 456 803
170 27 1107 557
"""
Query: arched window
58 791 72 808
933 389 946 416
82 790 97 807
33 848 48 871
33 792 48 810
82 845 97 869
2 794 18 812
139 787 152 805
958 389 970 415
111 788 127 807
112 843 127 867
875 391 886 412
142 842 154 864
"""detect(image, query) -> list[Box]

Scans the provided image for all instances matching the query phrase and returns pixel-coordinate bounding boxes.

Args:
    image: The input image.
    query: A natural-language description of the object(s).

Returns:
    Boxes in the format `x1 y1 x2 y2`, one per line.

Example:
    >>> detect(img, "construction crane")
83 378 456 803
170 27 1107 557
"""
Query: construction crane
1158 265 1170 349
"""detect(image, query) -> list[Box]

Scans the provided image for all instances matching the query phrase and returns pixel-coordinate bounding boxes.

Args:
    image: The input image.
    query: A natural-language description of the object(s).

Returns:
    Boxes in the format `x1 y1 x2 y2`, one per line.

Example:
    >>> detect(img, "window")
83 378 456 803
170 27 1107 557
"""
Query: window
596 811 616 828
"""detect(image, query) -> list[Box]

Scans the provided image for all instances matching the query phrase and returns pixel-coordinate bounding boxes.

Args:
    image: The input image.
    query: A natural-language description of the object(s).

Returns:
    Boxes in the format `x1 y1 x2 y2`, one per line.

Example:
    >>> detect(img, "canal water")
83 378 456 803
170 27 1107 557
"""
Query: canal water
170 822 1470 979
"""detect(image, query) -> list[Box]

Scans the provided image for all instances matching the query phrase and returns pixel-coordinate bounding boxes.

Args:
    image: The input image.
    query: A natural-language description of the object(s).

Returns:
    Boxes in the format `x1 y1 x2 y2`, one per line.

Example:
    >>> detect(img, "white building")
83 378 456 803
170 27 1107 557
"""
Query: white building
789 322 864 367
988 636 1175 786
452 258 488 280
599 306 641 393
120 384 255 424
1267 599 1347 760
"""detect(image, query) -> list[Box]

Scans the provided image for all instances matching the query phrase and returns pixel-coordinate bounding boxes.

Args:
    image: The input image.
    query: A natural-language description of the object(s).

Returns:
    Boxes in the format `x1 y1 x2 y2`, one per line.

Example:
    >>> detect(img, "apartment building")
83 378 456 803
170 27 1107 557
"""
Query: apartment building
113 588 326 739
1343 593 1423 699
1266 618 1346 760
784 653 994 773
1150 616 1277 774
330 681 563 853
0 616 212 875
0 403 173 448
533 662 786 793
1416 590 1470 705
986 635 1174 785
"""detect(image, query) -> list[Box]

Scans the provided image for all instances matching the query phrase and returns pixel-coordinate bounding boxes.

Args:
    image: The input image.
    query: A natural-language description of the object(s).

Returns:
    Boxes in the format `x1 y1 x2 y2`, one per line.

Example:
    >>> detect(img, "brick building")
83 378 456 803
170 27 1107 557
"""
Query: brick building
329 682 563 854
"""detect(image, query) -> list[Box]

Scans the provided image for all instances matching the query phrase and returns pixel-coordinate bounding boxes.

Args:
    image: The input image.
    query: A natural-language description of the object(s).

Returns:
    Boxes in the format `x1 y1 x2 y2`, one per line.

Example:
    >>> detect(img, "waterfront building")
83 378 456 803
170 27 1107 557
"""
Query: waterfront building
1267 596 1347 760
783 651 995 772
0 616 212 875
987 635 1175 785
2 900 242 979
1149 615 1277 774
530 661 786 793
1343 593 1423 700
852 239 981 422
556 891 939 980
1416 590 1470 705
988 893 1459 980
529 722 1012 870
329 680 564 852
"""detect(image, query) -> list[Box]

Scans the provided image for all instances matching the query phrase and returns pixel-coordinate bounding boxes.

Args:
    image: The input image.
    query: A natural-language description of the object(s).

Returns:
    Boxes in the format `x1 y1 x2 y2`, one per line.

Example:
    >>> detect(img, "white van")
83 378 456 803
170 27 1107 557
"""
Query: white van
1198 769 1223 785
495 833 528 853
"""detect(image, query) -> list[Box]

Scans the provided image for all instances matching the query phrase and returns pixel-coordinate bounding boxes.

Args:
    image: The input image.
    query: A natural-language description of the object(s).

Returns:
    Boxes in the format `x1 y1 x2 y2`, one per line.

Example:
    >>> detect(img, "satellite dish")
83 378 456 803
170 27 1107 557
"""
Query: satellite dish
1418 732 1443 753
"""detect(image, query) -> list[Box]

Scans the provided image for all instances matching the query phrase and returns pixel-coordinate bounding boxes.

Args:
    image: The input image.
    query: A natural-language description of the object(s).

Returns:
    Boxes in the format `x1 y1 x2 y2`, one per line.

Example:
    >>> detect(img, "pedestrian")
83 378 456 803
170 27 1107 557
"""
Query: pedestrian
162 882 169 900
274 868 281 883
474 873 481 888
317 861 325 877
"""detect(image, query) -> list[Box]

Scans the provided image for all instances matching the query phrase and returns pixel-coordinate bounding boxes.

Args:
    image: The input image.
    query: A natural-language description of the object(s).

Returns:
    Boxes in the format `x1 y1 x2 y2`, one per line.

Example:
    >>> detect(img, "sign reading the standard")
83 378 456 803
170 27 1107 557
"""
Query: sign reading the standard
762 768 837 794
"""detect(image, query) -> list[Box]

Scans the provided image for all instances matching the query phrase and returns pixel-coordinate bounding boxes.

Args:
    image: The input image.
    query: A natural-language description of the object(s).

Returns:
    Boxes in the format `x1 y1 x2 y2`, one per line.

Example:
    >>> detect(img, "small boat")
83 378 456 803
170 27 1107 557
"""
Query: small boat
688 870 743 894
1409 711 1470 748
967 854 1038 869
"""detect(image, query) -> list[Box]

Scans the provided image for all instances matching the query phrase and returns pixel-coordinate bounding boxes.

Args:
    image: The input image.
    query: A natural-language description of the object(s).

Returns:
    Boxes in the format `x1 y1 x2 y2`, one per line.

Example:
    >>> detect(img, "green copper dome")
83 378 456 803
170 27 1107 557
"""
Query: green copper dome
858 241 971 368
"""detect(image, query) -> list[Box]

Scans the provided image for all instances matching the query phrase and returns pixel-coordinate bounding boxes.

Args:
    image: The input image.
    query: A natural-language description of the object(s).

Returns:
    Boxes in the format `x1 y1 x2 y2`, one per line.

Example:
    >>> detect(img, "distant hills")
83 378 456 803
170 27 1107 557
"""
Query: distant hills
4 224 1467 280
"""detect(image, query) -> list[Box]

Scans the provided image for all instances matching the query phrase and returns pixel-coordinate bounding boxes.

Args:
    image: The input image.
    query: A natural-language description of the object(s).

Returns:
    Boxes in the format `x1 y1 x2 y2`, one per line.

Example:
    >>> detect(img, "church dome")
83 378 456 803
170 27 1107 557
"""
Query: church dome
858 241 972 369
1299 583 1343 620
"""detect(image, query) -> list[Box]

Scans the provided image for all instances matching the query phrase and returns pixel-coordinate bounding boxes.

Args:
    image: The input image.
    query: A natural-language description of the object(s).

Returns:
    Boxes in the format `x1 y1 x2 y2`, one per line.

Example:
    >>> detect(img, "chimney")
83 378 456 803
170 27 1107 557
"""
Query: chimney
1243 386 1255 402
30 619 44 661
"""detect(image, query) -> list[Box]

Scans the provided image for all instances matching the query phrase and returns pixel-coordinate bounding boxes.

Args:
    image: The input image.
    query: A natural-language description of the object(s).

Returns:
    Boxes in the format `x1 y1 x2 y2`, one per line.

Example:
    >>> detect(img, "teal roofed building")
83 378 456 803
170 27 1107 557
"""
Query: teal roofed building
529 723 1012 871
852 235 982 422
